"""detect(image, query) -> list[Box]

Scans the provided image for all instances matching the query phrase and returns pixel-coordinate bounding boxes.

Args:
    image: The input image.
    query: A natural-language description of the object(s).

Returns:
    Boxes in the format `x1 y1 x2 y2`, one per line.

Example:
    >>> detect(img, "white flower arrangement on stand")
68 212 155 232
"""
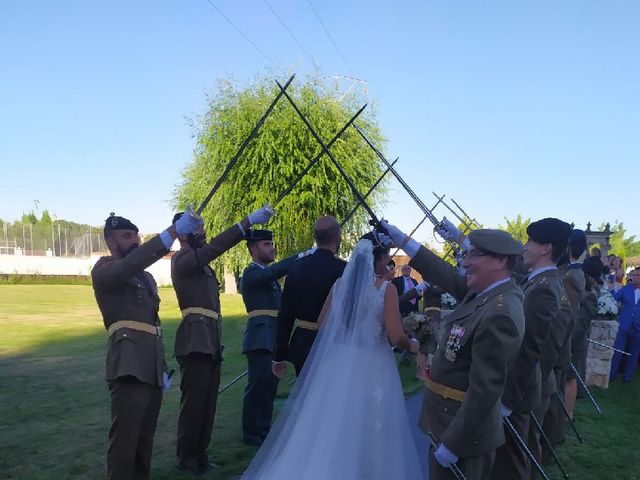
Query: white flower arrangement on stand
596 289 619 319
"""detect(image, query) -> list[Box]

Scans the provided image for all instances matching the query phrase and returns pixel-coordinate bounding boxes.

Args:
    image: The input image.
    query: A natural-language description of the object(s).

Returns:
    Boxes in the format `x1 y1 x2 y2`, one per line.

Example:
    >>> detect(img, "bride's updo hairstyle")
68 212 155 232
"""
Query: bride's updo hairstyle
359 232 390 268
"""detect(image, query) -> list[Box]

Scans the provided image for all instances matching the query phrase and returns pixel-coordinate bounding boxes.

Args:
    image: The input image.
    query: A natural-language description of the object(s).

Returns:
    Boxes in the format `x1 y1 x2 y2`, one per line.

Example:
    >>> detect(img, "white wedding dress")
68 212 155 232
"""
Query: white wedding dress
242 240 423 480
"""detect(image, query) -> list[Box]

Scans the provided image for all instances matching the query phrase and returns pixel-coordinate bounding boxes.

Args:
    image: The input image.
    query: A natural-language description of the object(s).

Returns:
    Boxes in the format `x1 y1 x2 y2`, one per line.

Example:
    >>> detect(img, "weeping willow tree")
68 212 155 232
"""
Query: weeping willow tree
174 75 387 277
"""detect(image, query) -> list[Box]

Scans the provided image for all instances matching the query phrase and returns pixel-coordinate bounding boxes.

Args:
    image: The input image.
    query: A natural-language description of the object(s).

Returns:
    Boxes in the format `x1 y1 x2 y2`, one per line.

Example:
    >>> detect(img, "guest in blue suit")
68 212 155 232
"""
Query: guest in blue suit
610 267 640 382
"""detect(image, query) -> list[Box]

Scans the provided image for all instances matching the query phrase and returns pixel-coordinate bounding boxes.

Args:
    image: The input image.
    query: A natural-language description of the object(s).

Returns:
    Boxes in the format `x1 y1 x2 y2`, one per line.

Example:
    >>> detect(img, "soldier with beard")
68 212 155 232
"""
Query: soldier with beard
92 211 201 480
171 206 274 473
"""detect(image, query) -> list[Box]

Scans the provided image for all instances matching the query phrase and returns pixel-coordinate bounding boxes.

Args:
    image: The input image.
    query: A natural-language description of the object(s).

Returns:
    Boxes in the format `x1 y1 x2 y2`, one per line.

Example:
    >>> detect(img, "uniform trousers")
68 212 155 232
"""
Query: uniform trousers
528 394 551 480
429 449 496 480
176 352 221 471
610 327 640 381
242 349 279 445
490 411 531 480
107 376 162 480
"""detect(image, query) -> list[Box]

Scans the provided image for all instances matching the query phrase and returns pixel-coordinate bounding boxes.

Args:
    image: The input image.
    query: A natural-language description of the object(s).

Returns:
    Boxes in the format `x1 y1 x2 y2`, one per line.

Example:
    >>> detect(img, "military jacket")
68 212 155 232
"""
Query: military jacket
172 224 244 358
560 264 586 362
92 235 168 387
240 254 297 353
410 247 525 457
524 269 572 395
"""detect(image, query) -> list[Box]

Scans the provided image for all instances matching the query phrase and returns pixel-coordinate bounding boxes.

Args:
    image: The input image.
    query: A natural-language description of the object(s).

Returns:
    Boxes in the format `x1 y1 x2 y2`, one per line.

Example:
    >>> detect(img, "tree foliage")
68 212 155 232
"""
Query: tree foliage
499 214 531 245
599 221 640 265
174 76 388 275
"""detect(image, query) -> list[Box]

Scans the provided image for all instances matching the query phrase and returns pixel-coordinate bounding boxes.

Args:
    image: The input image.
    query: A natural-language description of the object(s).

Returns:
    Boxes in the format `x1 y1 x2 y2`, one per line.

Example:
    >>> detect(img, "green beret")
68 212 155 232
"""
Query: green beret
104 213 138 234
468 229 522 255
527 218 571 246
246 229 273 242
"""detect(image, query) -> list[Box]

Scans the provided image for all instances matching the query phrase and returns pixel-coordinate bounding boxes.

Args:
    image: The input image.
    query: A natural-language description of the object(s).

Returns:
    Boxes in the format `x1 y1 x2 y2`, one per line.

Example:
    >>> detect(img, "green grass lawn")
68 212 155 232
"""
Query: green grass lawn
0 285 638 479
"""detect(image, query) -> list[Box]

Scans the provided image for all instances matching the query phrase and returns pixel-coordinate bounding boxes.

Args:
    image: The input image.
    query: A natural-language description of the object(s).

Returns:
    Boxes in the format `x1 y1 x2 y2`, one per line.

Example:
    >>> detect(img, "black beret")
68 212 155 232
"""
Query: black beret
468 229 522 255
569 229 587 251
582 257 604 285
527 218 572 246
246 229 273 242
104 213 138 233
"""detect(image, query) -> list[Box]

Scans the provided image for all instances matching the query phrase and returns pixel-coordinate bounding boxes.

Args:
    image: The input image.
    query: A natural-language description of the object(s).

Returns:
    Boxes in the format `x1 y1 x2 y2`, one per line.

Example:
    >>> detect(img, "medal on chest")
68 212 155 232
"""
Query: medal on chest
445 324 465 362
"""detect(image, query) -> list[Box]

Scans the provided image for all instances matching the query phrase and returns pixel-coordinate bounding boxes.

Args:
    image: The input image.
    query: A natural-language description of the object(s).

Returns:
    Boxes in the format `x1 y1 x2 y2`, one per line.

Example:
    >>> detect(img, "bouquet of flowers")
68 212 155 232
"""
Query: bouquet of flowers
596 288 619 320
402 311 438 354
441 292 458 310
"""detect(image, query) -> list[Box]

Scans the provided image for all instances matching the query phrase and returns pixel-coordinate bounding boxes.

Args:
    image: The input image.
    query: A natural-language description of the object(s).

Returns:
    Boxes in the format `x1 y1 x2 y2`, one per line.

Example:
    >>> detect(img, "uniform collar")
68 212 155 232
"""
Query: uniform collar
529 265 557 280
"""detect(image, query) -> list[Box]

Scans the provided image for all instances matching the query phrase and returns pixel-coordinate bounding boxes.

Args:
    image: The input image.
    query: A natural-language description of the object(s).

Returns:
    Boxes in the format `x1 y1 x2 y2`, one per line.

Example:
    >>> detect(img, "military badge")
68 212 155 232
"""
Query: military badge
110 213 118 228
444 324 465 362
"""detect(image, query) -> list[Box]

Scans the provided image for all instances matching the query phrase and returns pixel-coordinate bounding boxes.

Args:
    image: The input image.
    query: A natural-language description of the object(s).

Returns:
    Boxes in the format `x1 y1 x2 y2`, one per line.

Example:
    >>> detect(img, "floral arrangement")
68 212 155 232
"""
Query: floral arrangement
596 288 619 320
402 311 438 354
441 292 458 309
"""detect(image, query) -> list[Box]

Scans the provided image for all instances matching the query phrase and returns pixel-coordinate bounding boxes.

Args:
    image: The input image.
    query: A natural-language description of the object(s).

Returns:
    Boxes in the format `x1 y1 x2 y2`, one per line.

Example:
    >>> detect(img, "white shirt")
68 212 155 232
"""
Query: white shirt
635 288 640 305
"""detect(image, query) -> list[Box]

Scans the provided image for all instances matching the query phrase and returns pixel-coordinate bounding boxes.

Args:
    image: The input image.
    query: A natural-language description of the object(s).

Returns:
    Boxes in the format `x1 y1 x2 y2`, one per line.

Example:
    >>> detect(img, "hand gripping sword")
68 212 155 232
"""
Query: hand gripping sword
426 432 467 480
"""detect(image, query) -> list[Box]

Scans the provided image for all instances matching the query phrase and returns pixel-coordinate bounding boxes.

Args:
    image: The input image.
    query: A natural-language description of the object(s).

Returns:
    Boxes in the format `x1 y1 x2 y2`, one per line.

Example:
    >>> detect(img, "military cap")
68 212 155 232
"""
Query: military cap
582 257 604 285
568 228 587 255
468 229 522 255
104 212 138 233
527 218 572 246
246 229 273 242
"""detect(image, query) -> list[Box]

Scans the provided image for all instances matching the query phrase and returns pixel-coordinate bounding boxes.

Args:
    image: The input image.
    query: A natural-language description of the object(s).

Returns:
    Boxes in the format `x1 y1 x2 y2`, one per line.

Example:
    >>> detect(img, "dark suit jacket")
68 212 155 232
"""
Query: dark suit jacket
91 235 169 387
171 223 245 358
409 246 525 457
240 254 297 353
274 248 346 366
612 284 640 332
392 275 419 315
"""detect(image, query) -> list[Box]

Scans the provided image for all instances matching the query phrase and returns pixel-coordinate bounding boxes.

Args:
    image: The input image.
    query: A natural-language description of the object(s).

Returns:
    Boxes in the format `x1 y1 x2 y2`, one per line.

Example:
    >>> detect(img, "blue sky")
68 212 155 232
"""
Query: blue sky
1 1 637 244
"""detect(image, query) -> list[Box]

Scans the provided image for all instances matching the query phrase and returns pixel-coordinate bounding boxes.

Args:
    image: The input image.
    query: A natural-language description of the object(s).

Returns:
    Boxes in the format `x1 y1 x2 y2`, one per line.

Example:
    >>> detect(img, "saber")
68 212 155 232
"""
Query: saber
196 74 295 214
530 412 570 480
273 104 367 206
587 338 631 356
341 157 398 226
218 370 248 394
570 362 602 414
432 192 476 234
276 81 383 228
391 194 446 257
426 431 467 480
451 198 481 230
555 387 584 444
354 125 441 226
503 416 551 480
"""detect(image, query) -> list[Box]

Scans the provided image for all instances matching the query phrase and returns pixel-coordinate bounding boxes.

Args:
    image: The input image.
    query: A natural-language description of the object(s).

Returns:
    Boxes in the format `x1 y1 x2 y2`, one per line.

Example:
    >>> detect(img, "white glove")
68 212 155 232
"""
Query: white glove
500 403 513 418
298 246 317 259
415 281 430 295
374 232 394 248
379 220 406 246
434 443 458 468
162 371 173 393
380 220 421 258
248 204 275 225
436 216 462 243
175 207 203 236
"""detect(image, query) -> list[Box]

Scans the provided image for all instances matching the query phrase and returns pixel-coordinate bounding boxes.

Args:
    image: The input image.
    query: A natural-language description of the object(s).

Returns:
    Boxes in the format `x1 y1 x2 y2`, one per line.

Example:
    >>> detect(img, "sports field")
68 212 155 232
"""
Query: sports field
0 285 638 479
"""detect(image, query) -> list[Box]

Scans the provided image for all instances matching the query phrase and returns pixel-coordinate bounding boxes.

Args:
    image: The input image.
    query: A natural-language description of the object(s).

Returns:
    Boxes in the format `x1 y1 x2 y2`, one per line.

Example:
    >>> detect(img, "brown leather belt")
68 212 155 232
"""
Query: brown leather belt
423 369 465 402
181 307 220 320
108 320 161 337
247 309 279 318
295 319 319 331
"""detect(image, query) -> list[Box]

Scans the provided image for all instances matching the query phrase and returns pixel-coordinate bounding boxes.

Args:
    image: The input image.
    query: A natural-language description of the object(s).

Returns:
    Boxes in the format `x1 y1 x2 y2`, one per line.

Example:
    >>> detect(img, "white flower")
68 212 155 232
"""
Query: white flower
441 293 457 309
596 289 619 317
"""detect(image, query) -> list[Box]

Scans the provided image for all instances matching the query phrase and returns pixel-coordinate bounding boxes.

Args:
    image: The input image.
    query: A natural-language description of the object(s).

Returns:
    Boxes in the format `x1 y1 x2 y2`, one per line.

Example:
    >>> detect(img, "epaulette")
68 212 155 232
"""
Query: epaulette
496 294 505 310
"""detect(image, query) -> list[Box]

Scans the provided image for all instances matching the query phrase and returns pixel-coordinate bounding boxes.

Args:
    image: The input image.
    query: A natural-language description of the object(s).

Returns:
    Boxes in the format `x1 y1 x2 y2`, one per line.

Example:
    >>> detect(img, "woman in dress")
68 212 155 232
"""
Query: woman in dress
242 236 422 479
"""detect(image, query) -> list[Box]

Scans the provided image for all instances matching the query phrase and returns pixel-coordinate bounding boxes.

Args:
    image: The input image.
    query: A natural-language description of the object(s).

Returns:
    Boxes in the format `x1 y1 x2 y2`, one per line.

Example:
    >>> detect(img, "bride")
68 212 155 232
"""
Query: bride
242 235 423 479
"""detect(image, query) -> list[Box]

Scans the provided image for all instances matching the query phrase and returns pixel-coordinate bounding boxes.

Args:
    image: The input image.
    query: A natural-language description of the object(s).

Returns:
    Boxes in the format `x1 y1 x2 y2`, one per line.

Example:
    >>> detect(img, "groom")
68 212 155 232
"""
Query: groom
273 216 347 376
382 220 525 480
